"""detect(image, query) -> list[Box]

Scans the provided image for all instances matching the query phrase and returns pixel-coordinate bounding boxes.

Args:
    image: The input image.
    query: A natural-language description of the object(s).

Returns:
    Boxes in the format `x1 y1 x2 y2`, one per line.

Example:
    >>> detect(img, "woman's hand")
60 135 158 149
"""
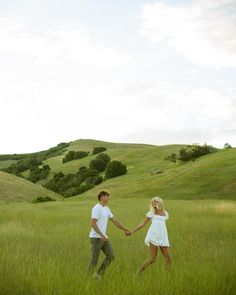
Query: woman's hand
125 230 132 236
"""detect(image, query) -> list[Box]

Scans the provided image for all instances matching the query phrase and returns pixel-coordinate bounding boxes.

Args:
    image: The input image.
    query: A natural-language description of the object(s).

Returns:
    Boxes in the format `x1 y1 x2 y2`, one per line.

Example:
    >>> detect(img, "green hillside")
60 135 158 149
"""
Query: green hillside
0 139 235 200
0 171 62 203
44 139 236 200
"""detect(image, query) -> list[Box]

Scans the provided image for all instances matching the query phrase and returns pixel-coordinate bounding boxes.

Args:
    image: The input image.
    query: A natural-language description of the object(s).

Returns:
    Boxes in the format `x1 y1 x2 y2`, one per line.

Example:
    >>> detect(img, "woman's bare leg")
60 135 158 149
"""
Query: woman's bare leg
160 246 171 270
137 243 158 274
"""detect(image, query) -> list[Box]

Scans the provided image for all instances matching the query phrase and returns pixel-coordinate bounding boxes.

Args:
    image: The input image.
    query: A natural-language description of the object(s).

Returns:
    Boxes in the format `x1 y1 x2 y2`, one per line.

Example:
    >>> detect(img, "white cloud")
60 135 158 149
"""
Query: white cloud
26 0 62 7
1 71 235 152
0 17 131 68
0 10 235 153
114 81 236 130
140 0 236 68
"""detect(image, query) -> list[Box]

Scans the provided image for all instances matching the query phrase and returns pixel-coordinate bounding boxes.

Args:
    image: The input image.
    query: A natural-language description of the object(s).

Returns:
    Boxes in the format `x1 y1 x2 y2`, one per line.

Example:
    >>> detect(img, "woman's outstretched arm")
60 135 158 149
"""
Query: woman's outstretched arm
132 217 150 234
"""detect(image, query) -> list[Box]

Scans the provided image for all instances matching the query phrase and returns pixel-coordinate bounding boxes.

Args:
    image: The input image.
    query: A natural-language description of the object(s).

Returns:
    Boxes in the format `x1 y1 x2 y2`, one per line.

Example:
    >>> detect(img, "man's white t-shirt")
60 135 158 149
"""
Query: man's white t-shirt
89 203 114 238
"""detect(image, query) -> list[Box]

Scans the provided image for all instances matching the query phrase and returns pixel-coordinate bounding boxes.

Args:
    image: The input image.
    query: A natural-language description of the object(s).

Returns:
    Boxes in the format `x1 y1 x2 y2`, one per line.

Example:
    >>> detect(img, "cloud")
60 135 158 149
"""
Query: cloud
109 81 236 130
0 10 235 153
0 17 131 68
26 0 62 7
140 0 236 68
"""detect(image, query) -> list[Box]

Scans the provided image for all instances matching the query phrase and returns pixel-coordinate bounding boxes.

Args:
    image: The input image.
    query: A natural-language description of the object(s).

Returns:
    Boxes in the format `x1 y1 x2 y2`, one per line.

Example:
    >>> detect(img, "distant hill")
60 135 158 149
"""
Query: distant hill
0 171 61 202
0 139 235 201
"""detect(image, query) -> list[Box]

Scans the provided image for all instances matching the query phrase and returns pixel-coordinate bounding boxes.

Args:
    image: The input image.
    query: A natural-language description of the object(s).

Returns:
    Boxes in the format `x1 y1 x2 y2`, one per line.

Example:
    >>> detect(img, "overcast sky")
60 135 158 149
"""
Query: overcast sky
0 0 236 153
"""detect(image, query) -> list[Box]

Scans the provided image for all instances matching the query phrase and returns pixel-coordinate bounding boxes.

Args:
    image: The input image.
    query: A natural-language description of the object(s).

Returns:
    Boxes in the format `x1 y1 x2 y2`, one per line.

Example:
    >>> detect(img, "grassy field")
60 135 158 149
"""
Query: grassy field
0 139 235 294
0 197 235 295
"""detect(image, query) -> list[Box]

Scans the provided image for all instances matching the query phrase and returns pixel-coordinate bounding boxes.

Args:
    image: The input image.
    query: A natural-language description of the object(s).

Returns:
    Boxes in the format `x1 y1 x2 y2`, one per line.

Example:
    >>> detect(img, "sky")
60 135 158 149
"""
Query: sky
0 0 236 153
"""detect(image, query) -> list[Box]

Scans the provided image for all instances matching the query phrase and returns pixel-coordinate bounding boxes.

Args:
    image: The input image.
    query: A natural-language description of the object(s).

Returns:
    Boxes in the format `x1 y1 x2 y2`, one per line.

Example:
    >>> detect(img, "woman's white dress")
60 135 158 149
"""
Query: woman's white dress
144 210 170 247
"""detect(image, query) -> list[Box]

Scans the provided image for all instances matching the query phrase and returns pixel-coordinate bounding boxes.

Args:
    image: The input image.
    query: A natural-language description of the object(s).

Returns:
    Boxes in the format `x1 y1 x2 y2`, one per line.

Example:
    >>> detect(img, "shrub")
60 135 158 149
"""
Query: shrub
32 196 56 203
43 172 65 193
77 183 95 195
96 153 111 164
62 151 88 163
86 175 103 186
178 143 217 162
105 160 127 179
224 143 232 149
89 159 107 172
164 153 177 163
92 147 107 155
28 164 51 183
178 147 192 161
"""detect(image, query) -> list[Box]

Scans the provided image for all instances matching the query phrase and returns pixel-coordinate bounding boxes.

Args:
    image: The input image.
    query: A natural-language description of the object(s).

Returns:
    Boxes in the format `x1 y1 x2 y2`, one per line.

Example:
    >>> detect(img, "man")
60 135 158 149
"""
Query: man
88 190 131 279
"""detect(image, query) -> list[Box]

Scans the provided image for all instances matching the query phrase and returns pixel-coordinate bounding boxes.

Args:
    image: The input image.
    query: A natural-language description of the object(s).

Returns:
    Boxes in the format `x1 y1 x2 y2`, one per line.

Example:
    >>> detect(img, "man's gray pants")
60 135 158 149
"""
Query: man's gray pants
88 238 115 275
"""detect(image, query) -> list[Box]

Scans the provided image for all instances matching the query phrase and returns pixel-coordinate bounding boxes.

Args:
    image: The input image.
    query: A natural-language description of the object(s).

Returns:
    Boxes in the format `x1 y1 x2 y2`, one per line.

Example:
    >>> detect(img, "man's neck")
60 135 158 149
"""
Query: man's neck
99 201 106 207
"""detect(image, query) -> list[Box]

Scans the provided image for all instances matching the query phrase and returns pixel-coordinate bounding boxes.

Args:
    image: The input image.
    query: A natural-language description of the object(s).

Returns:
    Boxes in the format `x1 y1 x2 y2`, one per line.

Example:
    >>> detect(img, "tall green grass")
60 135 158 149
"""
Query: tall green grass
0 198 235 295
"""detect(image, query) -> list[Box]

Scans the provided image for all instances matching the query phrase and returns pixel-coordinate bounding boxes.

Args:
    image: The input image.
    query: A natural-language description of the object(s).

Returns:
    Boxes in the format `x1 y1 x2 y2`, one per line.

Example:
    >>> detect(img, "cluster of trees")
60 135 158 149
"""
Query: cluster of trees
1 143 127 197
165 143 217 163
44 152 127 197
90 153 111 171
61 146 108 163
43 166 103 197
28 165 51 183
3 157 43 176
1 142 70 176
36 142 70 160
62 151 88 163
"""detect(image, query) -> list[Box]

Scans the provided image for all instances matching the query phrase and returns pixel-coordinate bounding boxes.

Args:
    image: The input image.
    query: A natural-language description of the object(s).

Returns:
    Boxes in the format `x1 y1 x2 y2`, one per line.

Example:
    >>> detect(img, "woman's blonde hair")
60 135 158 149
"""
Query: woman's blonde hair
150 196 164 212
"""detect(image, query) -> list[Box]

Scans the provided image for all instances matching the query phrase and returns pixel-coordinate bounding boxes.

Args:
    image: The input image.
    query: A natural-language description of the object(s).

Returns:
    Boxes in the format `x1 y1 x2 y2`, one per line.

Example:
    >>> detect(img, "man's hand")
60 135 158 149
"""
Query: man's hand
100 234 108 242
124 230 132 236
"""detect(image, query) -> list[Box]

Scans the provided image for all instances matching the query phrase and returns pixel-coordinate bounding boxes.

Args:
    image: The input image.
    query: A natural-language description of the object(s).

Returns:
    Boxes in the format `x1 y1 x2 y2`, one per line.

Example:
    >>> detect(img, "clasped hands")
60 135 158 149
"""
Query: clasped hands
124 229 133 236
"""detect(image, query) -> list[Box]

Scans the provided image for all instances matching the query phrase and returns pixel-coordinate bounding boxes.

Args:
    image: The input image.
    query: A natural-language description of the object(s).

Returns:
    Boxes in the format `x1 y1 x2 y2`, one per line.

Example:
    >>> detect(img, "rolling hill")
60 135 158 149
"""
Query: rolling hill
0 139 235 201
0 171 62 202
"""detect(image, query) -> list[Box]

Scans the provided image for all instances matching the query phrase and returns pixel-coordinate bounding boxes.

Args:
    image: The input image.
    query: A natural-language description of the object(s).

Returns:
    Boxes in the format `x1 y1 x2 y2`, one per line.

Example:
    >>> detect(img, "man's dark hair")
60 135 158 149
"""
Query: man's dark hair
98 190 110 201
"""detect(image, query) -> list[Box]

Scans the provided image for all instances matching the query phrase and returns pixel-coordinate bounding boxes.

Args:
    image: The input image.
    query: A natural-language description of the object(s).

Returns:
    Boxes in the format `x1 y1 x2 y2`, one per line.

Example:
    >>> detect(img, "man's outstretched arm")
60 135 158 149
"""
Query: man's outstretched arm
110 217 131 234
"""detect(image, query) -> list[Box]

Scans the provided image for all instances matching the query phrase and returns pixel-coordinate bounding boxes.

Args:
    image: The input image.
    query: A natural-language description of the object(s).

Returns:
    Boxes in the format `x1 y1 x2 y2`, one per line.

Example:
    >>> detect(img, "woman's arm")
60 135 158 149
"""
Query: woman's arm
132 217 150 234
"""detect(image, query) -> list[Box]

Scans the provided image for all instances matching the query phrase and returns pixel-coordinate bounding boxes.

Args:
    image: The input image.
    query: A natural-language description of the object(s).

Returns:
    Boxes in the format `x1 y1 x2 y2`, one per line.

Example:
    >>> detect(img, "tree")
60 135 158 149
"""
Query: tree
224 143 232 149
62 150 88 163
178 143 217 162
105 161 127 179
27 164 51 183
92 147 107 155
96 153 111 164
178 147 191 161
89 159 107 172
62 151 75 163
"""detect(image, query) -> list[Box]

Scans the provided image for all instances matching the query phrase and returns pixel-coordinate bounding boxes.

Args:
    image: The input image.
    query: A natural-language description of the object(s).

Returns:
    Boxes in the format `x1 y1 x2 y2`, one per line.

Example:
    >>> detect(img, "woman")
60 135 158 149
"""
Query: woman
131 196 171 273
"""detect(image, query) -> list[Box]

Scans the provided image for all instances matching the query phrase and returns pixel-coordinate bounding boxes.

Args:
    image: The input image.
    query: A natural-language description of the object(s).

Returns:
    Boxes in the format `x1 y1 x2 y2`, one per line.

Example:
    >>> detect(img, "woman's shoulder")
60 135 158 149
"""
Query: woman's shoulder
146 210 153 218
164 210 169 219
